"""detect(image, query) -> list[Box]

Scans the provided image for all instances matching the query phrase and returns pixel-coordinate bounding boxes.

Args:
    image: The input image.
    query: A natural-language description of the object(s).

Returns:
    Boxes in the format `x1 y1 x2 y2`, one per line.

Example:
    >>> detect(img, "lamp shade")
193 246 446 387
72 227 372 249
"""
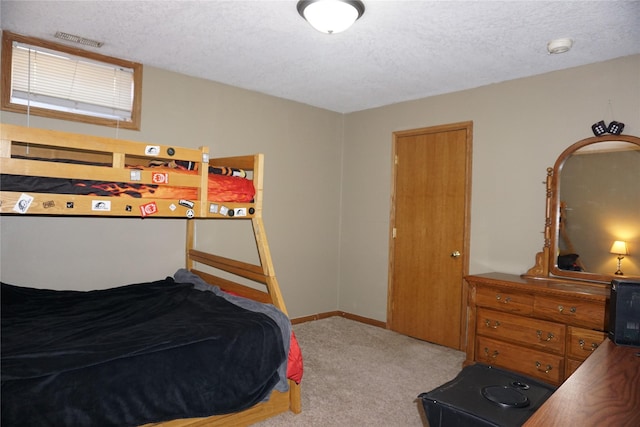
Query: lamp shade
610 240 629 256
297 0 365 34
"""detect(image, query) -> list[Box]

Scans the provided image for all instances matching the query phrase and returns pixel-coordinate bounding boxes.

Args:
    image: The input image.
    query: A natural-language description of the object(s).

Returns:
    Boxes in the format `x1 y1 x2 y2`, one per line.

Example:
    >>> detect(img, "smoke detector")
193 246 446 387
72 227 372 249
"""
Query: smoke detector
547 38 573 54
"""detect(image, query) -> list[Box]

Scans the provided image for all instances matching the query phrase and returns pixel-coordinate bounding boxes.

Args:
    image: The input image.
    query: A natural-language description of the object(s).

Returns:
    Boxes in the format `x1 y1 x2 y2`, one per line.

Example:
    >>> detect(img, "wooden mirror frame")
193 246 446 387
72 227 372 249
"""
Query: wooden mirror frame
524 133 640 284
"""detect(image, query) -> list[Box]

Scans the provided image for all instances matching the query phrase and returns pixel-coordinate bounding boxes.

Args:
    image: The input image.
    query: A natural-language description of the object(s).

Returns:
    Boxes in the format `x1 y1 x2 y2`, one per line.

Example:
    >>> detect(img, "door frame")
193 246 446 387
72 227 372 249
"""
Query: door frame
386 121 473 350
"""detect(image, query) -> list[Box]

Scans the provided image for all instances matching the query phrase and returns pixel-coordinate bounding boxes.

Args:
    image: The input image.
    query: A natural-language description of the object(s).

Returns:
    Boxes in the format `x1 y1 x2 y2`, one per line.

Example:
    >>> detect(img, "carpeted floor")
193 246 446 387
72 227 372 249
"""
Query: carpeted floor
257 316 466 426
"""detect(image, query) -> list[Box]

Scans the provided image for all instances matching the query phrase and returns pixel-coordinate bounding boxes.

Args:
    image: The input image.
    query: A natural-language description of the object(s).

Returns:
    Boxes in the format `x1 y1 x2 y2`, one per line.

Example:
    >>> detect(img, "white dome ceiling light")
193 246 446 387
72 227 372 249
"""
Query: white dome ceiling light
297 0 365 34
547 38 573 54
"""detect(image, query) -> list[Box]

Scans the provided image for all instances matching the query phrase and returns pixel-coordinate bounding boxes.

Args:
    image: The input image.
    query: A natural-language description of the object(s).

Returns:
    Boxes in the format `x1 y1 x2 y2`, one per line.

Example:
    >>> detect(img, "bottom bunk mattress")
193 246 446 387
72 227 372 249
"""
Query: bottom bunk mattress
1 270 291 427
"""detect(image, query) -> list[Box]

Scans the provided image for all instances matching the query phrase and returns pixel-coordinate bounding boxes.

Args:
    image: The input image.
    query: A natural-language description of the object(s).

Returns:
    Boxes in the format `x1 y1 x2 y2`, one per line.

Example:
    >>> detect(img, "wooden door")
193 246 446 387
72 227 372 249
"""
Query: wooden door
387 122 472 350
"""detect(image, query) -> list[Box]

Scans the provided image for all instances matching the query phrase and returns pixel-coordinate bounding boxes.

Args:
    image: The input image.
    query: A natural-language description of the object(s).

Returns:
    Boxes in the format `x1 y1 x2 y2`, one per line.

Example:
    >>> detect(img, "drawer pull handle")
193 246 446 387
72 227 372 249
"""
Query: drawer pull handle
557 305 577 314
484 347 499 359
484 319 501 329
579 339 599 351
536 330 554 342
496 294 512 303
535 361 553 374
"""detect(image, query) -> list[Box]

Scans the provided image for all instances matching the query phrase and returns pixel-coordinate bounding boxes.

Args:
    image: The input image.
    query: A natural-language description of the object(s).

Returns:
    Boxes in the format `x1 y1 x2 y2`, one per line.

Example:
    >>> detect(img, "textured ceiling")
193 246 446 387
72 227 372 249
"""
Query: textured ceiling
1 0 639 113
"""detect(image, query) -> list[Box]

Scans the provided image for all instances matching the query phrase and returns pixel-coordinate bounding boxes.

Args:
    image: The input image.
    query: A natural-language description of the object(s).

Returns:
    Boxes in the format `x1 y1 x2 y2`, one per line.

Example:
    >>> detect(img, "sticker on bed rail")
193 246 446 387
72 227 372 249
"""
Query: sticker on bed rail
169 204 177 211
219 206 229 216
179 199 194 209
186 209 195 219
13 193 34 213
92 201 111 211
140 202 158 217
145 145 160 156
151 172 169 184
42 200 55 209
209 203 219 214
233 208 247 217
130 170 141 181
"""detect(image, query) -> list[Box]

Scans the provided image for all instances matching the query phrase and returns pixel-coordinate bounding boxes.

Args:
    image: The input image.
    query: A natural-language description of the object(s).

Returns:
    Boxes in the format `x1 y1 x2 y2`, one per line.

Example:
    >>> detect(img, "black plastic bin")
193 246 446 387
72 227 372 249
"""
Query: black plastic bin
418 364 556 427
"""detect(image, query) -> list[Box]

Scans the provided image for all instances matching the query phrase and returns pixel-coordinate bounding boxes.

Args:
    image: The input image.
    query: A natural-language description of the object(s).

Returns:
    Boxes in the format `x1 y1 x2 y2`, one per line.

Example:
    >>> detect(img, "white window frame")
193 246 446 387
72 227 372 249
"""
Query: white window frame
1 31 142 130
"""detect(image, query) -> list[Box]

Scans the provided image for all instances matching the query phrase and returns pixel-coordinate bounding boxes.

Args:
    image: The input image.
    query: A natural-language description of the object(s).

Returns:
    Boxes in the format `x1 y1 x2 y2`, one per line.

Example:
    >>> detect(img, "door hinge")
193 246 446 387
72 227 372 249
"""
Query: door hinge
395 155 398 165
392 227 397 238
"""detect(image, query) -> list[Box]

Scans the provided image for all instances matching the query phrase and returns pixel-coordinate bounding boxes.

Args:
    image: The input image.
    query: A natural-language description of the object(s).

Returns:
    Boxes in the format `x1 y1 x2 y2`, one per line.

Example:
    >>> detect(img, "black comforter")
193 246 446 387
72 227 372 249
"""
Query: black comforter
1 277 286 426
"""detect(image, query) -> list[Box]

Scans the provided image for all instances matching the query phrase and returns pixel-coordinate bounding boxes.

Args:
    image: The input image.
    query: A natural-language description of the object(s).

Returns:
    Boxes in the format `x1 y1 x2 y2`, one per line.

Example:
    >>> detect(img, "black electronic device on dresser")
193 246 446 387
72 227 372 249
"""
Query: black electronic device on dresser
609 279 640 347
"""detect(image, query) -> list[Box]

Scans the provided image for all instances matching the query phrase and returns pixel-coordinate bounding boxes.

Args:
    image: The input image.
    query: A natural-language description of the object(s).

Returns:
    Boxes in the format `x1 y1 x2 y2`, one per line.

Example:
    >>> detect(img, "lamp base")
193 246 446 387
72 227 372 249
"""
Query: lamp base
614 256 625 276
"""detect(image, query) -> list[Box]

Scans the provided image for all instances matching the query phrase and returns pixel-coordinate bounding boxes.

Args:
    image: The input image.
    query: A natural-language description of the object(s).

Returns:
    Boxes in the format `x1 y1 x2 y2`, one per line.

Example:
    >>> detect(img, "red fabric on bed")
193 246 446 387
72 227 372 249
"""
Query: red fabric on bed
206 172 255 202
79 167 255 202
287 331 303 384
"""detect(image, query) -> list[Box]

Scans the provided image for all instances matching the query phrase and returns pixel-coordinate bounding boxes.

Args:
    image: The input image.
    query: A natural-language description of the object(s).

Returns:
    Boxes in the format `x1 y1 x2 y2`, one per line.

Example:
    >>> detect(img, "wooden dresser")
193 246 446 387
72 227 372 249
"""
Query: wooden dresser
465 272 609 386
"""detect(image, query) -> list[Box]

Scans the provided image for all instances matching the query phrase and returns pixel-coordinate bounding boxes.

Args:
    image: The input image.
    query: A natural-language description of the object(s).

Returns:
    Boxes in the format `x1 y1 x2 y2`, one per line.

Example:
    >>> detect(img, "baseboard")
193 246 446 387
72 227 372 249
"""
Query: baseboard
291 311 387 329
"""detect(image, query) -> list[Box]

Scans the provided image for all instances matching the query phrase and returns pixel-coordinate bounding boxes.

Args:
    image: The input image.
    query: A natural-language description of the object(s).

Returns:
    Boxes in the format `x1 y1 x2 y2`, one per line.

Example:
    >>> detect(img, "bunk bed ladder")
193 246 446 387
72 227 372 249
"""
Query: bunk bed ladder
251 216 287 314
185 219 288 316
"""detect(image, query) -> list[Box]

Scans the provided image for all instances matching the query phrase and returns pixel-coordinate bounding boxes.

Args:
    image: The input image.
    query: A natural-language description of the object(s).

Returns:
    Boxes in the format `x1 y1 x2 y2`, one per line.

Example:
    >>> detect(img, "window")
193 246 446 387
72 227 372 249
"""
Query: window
1 31 142 130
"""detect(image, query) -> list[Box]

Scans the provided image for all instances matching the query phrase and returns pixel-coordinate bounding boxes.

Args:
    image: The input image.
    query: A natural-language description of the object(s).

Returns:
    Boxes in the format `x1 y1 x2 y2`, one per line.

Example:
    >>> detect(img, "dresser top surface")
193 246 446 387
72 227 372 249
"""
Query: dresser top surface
466 272 610 300
523 338 640 426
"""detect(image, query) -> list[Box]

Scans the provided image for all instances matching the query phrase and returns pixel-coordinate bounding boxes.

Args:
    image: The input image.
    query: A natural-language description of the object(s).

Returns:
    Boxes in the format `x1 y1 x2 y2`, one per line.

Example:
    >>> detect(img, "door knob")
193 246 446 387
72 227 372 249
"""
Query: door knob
451 250 461 258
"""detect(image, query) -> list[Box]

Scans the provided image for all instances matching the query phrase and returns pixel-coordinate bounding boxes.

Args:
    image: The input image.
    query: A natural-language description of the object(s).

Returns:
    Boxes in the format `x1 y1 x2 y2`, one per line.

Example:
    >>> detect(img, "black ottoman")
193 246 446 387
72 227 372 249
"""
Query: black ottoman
418 364 556 427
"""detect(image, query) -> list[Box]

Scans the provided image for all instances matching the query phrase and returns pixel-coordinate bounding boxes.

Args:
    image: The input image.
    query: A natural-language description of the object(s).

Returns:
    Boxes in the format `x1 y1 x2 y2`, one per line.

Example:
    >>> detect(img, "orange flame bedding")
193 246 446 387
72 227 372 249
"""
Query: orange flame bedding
79 167 255 202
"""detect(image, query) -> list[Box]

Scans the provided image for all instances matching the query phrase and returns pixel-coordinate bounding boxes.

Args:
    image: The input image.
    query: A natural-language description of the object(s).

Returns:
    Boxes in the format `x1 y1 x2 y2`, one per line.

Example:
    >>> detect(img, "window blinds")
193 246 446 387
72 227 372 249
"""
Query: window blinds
11 42 134 121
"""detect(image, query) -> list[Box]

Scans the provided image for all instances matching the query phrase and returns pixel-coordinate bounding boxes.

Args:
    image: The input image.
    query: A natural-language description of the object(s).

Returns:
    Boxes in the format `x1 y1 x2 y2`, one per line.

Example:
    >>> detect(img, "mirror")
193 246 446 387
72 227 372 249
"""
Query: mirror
525 134 640 284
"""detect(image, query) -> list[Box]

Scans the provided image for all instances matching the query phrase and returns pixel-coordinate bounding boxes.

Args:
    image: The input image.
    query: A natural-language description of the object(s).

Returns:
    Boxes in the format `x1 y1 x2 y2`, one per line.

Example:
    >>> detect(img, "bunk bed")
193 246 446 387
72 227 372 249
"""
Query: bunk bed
0 124 302 426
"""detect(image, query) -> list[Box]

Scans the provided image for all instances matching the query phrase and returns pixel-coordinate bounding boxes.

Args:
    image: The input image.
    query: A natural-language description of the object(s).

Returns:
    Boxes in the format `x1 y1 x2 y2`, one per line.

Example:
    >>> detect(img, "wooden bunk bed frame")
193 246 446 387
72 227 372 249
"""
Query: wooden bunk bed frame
0 123 301 426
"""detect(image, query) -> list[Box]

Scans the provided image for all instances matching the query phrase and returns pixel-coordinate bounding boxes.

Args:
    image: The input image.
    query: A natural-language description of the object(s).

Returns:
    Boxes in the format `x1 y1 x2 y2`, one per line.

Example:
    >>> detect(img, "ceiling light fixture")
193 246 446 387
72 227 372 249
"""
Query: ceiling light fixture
297 0 365 34
547 38 573 54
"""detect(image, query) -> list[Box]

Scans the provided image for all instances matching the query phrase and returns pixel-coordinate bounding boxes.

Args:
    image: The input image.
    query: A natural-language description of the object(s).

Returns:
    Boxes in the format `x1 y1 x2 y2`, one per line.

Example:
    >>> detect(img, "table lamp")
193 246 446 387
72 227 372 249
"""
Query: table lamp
610 240 629 276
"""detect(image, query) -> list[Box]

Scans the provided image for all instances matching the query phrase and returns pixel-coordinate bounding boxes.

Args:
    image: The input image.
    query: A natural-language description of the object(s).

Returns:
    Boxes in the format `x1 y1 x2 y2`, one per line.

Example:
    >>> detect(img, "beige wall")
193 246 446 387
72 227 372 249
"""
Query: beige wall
340 55 640 321
1 54 639 321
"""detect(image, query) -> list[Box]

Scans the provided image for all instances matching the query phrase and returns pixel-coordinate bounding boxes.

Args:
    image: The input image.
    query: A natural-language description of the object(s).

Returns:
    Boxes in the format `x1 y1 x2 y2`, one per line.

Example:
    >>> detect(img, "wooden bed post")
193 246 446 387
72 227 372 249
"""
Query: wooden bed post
186 220 196 271
197 146 209 218
252 216 288 316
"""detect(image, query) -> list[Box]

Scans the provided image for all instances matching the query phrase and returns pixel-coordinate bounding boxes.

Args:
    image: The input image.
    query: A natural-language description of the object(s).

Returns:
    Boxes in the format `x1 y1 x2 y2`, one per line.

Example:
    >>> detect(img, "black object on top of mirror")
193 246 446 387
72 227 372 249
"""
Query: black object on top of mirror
591 120 625 136
607 121 625 135
592 121 608 136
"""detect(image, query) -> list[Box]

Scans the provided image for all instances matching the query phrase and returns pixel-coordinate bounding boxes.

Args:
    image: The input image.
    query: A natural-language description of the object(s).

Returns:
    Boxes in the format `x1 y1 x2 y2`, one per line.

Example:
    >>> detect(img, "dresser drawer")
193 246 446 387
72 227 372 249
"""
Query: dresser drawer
477 308 565 354
533 295 605 329
567 327 607 361
476 336 563 385
476 286 534 315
